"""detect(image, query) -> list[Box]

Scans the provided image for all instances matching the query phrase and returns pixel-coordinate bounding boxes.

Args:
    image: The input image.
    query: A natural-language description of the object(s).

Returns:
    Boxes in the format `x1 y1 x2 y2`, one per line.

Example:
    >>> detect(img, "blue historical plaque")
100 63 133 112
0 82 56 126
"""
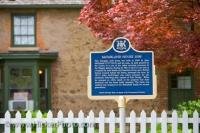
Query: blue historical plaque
88 37 157 100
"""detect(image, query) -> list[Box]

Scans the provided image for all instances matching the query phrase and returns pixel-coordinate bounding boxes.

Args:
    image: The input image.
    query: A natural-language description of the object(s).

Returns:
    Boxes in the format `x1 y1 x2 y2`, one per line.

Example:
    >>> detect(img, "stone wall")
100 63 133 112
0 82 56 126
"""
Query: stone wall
0 9 11 52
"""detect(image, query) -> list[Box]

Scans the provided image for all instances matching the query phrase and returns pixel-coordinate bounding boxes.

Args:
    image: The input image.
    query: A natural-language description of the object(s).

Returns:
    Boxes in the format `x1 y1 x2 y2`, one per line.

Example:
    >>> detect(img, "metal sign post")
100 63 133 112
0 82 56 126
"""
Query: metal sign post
88 37 157 133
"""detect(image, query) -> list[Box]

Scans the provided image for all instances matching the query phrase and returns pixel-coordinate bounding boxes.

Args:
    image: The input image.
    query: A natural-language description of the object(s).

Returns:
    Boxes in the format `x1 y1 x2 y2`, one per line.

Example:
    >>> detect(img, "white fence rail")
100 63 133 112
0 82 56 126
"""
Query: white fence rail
0 110 199 133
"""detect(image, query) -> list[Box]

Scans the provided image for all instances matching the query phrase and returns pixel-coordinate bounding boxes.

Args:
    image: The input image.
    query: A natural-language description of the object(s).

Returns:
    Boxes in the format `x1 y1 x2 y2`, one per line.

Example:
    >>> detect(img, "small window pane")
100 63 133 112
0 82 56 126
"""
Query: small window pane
14 16 21 25
10 68 33 90
22 69 32 76
21 36 28 44
171 79 177 88
21 16 28 25
178 76 191 89
28 26 34 35
185 78 191 88
21 26 28 35
28 36 34 45
14 26 21 35
28 16 34 25
14 36 21 45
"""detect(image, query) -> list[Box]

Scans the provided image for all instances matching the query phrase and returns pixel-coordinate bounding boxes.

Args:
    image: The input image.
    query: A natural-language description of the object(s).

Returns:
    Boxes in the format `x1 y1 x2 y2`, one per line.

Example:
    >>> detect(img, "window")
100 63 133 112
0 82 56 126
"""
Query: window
170 71 192 89
12 14 35 46
0 52 57 112
177 76 191 89
9 67 33 111
39 67 49 111
169 70 194 109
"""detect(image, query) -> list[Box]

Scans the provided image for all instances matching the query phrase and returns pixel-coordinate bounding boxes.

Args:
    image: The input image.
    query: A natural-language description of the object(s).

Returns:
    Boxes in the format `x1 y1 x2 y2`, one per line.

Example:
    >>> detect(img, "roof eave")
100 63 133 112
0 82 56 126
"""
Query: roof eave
0 4 84 9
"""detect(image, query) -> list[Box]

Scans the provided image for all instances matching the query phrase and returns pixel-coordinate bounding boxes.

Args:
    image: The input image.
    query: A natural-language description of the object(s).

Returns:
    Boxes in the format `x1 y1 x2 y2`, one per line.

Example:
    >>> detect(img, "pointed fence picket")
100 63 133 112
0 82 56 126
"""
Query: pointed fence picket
47 110 53 133
26 111 32 133
182 111 188 133
88 111 95 133
193 111 199 133
68 110 74 133
58 110 64 133
109 110 115 133
78 110 84 133
150 110 157 133
161 110 167 133
99 110 105 133
129 111 136 133
0 110 199 133
140 110 146 133
36 111 43 133
4 111 11 133
15 111 21 133
172 110 178 133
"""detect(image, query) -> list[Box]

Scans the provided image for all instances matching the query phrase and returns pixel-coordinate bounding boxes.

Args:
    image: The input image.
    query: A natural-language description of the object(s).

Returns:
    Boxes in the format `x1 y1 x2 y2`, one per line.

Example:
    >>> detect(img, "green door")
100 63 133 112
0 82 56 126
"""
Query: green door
169 70 194 109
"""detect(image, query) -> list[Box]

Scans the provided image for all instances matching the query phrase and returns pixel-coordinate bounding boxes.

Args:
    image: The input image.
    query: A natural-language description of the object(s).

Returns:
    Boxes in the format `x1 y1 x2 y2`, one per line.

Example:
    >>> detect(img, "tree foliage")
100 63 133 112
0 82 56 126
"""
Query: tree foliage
79 0 200 70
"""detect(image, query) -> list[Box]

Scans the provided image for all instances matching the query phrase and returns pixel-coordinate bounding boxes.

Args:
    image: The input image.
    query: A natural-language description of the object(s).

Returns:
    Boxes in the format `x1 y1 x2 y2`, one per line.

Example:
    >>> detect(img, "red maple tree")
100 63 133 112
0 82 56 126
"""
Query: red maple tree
79 0 200 71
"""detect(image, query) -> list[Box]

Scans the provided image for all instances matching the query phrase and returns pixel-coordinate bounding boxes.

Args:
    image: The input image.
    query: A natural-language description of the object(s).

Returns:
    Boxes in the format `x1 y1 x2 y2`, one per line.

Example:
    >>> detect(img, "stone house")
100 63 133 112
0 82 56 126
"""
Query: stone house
0 0 199 116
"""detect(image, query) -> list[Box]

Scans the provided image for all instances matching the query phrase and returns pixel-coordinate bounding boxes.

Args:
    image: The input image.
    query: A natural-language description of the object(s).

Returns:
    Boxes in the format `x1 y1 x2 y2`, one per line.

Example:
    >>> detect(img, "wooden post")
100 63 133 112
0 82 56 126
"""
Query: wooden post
118 96 126 133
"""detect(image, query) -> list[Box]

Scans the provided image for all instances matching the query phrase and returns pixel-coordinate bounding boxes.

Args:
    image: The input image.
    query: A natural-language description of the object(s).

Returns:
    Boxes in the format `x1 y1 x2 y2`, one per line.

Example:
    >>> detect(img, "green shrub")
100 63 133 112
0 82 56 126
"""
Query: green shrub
147 124 192 133
146 124 169 133
176 99 200 117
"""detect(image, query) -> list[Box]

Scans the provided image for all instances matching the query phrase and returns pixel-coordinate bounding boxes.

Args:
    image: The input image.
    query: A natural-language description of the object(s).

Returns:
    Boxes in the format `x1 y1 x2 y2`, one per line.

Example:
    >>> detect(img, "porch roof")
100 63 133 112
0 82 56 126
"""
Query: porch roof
0 51 58 60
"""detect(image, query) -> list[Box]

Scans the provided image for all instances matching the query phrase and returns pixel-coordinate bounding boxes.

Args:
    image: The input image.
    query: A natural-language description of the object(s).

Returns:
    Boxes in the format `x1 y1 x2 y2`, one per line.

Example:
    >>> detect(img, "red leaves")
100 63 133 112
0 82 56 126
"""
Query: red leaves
79 0 200 70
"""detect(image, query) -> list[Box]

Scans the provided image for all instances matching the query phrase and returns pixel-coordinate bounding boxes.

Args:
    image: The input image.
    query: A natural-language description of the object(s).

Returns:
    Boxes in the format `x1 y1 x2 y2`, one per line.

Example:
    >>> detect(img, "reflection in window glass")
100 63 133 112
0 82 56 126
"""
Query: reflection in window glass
178 76 191 89
14 17 20 25
10 68 32 90
28 26 34 35
39 68 48 111
21 26 28 35
9 68 33 100
14 26 20 35
170 71 192 89
21 16 28 25
28 36 34 45
28 17 34 25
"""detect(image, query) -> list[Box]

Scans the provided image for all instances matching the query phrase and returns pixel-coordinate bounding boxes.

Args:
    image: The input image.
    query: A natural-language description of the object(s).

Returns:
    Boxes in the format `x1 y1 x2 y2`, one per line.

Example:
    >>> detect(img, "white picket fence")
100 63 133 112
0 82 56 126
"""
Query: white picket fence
0 110 199 133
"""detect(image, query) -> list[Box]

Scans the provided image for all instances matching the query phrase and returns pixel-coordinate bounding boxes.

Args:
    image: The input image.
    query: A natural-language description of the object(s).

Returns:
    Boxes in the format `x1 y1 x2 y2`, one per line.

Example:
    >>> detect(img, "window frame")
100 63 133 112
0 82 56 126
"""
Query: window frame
170 70 193 90
4 61 52 112
39 64 51 111
5 62 37 111
168 70 195 109
11 13 36 47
